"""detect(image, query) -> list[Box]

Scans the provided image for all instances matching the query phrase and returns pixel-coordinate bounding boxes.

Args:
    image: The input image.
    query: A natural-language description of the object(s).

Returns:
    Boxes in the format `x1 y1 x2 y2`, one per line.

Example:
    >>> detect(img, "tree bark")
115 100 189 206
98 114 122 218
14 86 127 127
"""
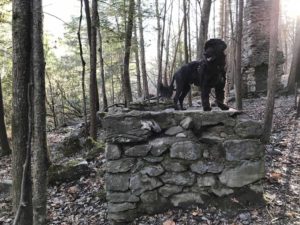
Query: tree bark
133 22 142 97
234 0 243 110
137 0 149 98
183 0 192 107
89 0 98 139
12 0 33 223
96 6 108 112
78 0 88 128
262 0 280 143
163 0 174 86
0 76 11 156
197 0 212 60
84 0 99 112
31 0 48 223
83 0 92 47
287 16 300 94
122 0 135 105
156 0 162 85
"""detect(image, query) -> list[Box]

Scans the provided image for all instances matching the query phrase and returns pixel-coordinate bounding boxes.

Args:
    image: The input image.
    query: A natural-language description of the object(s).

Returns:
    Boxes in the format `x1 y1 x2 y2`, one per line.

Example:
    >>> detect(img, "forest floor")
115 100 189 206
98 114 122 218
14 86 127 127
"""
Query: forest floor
0 95 300 225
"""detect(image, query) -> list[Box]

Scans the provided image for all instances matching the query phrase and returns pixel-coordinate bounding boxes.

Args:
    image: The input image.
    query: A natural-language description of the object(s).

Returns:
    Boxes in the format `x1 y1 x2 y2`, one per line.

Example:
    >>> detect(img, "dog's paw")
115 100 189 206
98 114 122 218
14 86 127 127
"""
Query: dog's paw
203 106 212 111
217 103 229 110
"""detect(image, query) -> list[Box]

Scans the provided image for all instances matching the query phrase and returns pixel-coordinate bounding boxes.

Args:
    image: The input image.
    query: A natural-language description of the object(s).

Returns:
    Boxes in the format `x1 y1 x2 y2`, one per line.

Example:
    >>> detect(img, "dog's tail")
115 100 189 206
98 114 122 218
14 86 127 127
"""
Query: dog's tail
158 76 175 98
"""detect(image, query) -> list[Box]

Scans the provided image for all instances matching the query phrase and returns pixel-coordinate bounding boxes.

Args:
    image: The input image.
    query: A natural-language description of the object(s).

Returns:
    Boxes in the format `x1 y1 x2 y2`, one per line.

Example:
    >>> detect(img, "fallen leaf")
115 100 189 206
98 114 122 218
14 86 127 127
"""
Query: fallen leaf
264 192 276 203
163 219 176 225
192 208 203 216
231 197 239 203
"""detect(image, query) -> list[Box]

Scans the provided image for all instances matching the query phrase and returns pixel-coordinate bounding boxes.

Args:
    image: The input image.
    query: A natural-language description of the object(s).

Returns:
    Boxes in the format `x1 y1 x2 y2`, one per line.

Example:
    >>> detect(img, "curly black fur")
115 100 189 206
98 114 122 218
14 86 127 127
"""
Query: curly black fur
159 38 229 111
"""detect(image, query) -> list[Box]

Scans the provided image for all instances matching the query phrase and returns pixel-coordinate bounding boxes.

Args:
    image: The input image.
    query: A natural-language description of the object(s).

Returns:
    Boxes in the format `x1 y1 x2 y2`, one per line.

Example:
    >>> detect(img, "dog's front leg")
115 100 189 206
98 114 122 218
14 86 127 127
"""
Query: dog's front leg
201 87 212 111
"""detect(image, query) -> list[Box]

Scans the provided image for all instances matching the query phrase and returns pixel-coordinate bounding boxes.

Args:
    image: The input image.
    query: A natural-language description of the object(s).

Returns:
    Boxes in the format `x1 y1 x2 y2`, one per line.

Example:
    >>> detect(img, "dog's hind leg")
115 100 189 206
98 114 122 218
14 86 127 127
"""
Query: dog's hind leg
173 88 181 110
178 85 191 110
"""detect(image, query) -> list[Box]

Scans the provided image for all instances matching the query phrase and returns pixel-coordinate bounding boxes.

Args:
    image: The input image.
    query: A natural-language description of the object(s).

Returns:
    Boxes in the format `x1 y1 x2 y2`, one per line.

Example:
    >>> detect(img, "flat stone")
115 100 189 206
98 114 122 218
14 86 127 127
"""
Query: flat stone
158 185 183 197
129 174 163 195
224 139 264 161
235 120 263 138
125 144 152 157
170 141 202 160
58 135 82 157
165 126 185 136
48 160 91 185
219 160 265 187
107 209 137 223
180 117 193 129
107 192 140 203
143 156 164 163
150 137 177 156
131 159 146 173
197 175 216 187
140 190 159 203
141 120 161 133
176 133 187 138
171 193 203 207
211 187 234 197
207 162 224 173
200 135 224 144
162 159 187 172
190 161 209 174
201 112 236 127
160 172 195 186
106 158 135 173
191 161 224 174
106 130 151 143
105 144 121 160
108 202 136 213
106 173 130 191
141 165 165 177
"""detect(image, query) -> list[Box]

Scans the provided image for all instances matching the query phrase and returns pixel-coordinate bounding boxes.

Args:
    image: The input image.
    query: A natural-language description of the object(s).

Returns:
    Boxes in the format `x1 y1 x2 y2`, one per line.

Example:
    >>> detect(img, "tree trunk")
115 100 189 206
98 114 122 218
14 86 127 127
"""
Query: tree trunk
156 0 162 84
78 0 88 128
31 0 48 224
183 0 192 107
89 0 98 139
84 0 99 111
122 0 134 105
11 0 33 223
0 76 11 156
234 0 243 110
137 0 149 98
170 19 184 77
133 22 142 98
163 0 174 86
197 0 212 60
219 0 225 39
262 0 280 143
296 82 300 118
157 0 167 99
96 6 108 112
287 16 300 94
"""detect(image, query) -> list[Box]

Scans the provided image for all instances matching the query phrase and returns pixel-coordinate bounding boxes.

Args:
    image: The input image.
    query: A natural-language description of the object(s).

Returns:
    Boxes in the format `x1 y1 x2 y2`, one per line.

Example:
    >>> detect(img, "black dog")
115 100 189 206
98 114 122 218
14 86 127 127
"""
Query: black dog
159 39 229 111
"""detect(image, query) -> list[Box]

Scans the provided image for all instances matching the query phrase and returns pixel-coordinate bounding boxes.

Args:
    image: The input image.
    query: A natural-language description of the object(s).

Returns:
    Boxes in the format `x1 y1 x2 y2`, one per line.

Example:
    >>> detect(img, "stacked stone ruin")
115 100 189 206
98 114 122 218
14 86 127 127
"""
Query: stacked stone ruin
242 0 284 96
103 110 265 224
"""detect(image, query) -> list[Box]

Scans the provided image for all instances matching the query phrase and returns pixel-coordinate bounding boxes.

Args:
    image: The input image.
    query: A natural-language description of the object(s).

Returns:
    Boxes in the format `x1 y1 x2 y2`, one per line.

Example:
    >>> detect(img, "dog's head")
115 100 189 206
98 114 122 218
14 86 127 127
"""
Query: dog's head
203 39 227 62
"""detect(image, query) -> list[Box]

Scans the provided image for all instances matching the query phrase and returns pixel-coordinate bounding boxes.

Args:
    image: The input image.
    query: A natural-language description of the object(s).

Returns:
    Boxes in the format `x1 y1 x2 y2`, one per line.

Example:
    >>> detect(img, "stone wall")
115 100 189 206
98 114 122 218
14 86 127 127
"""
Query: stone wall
103 110 265 224
242 0 284 96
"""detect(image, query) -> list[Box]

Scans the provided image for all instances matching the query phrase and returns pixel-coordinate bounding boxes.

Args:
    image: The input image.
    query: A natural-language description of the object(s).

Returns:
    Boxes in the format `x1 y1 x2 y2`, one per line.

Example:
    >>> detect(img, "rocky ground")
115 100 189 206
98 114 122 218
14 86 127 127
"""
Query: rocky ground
0 95 300 225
